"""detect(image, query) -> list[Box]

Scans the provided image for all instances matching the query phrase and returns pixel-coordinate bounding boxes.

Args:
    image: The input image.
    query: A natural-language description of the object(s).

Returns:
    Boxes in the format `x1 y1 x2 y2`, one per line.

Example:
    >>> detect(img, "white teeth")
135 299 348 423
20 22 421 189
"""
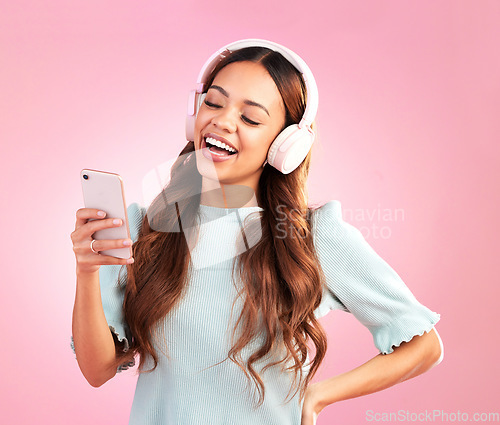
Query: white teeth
205 137 237 153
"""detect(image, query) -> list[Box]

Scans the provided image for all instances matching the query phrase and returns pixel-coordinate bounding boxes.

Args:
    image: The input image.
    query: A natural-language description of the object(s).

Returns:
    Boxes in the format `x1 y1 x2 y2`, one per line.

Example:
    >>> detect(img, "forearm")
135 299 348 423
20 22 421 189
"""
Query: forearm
72 270 118 387
312 328 442 412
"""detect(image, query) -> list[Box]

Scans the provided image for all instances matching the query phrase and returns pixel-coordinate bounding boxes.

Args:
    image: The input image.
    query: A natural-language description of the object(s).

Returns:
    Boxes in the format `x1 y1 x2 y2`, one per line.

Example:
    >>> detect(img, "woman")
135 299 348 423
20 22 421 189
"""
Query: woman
71 39 443 425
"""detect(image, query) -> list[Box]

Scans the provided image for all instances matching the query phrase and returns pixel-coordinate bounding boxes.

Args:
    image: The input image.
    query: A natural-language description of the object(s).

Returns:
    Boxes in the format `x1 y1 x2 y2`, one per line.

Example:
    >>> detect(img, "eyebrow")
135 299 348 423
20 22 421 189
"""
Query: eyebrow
208 85 270 116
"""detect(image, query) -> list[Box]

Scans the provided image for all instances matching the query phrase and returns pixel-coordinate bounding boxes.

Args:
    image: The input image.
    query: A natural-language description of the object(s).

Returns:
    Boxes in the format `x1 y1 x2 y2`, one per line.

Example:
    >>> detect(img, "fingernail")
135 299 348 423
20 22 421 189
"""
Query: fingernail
97 211 106 217
123 240 132 246
113 219 122 225
126 257 134 264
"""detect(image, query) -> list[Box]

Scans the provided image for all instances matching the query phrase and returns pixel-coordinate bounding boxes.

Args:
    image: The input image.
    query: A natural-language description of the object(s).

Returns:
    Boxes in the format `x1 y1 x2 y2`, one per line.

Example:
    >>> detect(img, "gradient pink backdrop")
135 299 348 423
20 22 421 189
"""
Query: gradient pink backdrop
1 1 499 424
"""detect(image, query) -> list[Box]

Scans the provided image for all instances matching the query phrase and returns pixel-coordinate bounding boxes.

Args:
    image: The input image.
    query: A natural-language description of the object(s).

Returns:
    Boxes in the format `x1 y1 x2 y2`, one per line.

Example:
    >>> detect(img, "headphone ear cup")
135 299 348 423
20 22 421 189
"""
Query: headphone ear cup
185 92 206 142
185 115 195 142
267 125 315 174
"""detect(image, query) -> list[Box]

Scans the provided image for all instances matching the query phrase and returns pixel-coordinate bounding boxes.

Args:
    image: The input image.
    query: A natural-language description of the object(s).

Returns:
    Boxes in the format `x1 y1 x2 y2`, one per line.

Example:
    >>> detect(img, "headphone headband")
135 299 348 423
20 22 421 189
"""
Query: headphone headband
194 39 318 129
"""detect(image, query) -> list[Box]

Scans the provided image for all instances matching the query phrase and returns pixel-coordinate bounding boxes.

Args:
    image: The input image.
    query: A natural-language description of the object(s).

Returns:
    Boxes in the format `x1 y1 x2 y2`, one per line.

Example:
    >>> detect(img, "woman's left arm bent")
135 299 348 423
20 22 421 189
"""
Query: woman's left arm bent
301 327 443 425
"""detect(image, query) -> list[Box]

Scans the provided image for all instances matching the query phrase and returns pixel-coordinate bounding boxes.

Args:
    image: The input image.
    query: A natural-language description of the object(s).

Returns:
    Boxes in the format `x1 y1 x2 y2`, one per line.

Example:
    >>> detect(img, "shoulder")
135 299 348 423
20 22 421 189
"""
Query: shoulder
309 199 384 270
309 200 348 240
310 200 343 222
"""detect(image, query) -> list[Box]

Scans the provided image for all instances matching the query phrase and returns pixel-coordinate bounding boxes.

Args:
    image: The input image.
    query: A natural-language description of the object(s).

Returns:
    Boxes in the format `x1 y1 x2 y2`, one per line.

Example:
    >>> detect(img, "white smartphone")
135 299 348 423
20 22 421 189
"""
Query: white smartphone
80 169 132 259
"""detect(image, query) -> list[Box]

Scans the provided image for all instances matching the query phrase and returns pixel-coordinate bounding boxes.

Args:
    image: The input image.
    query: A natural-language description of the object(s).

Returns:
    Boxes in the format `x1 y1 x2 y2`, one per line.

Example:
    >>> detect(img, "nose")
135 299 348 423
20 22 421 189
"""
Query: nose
211 107 237 133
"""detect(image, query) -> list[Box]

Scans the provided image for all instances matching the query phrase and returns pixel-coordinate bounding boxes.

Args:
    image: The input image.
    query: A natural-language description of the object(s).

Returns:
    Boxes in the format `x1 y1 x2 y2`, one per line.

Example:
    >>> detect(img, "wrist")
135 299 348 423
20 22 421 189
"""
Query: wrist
304 381 328 416
76 267 100 283
311 378 337 413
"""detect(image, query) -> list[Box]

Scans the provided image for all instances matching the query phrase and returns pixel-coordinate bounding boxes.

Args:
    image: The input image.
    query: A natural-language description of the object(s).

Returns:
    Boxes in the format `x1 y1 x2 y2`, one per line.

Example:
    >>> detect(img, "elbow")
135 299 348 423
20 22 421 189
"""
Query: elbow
86 373 107 388
72 338 119 388
77 360 116 388
414 327 443 372
85 370 115 388
429 327 444 368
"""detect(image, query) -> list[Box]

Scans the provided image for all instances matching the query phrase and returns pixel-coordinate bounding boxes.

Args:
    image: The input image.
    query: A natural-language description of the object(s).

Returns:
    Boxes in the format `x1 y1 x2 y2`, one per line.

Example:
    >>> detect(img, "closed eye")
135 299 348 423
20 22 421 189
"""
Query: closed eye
204 100 260 126
241 116 260 126
204 100 221 108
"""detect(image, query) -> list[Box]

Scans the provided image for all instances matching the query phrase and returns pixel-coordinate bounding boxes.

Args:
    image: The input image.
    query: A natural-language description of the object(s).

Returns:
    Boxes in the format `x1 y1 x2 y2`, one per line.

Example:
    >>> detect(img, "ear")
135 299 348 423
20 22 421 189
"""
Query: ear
197 93 207 114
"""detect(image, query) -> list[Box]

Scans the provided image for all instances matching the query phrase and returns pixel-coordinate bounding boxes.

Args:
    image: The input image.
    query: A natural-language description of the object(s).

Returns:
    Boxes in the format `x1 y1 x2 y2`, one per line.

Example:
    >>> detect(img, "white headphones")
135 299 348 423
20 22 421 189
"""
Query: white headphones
185 39 318 175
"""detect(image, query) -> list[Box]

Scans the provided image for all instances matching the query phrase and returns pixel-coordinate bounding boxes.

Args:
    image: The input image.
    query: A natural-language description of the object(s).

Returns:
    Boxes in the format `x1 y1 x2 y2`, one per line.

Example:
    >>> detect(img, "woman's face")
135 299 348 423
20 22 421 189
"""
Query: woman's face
194 61 286 200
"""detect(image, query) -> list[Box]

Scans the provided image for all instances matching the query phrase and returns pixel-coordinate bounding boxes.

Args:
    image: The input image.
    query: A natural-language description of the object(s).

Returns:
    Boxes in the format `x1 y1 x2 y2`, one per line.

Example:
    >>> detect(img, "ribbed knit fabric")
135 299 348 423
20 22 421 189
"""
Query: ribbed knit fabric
72 200 440 425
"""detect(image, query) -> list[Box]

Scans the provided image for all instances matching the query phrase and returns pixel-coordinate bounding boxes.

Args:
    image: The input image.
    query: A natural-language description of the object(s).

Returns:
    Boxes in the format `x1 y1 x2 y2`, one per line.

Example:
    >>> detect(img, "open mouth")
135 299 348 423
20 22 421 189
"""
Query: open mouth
203 136 238 157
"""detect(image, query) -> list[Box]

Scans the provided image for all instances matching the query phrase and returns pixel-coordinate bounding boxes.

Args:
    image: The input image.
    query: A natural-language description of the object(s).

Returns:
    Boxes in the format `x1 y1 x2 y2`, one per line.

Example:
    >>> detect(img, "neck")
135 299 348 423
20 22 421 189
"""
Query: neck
200 180 259 208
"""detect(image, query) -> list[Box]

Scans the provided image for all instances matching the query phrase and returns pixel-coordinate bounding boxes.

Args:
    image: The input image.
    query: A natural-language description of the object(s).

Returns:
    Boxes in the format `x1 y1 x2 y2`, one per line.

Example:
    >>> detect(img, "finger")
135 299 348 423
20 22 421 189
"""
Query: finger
77 217 124 239
88 238 133 253
72 236 131 257
71 216 124 245
75 208 107 230
93 255 135 266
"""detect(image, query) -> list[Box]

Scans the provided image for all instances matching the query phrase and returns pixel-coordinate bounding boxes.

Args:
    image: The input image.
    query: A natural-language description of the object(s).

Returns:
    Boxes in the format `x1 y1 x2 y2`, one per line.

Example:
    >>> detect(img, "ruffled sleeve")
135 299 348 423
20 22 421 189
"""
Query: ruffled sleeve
311 200 441 354
71 203 145 372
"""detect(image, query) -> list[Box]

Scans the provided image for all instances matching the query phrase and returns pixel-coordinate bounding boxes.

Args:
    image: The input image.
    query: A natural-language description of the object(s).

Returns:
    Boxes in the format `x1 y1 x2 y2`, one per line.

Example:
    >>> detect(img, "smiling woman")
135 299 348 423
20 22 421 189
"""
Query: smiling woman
70 39 442 425
194 60 287 198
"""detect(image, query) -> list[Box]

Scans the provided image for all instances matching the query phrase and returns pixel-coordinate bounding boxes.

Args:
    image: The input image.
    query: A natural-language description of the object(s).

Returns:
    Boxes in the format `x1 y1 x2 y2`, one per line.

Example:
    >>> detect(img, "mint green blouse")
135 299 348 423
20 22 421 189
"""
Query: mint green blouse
72 200 440 425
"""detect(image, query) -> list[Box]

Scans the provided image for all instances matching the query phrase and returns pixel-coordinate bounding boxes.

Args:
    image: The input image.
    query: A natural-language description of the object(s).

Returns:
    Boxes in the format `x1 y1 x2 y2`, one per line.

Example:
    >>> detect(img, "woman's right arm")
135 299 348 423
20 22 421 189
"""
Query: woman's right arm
71 208 134 387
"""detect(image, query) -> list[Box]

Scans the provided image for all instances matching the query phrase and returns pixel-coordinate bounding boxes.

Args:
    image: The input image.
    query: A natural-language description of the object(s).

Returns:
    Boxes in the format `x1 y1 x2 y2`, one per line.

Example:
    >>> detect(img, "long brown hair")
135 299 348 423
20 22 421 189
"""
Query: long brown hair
116 46 328 406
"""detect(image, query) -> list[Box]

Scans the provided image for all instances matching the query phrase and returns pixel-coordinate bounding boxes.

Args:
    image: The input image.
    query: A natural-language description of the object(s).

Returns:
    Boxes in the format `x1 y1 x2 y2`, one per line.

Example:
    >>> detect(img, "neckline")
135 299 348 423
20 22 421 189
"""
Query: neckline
199 203 264 212
198 203 263 222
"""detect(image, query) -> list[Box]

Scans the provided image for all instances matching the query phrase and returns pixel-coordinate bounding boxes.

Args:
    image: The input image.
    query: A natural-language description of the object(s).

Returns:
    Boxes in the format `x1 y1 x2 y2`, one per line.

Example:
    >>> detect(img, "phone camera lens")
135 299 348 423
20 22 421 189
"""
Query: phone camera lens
83 174 89 180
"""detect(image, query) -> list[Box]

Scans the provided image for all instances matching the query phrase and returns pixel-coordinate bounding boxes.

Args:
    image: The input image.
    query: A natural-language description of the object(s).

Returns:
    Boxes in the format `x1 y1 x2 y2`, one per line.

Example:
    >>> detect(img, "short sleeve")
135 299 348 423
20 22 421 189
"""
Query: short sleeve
311 200 441 354
70 203 146 372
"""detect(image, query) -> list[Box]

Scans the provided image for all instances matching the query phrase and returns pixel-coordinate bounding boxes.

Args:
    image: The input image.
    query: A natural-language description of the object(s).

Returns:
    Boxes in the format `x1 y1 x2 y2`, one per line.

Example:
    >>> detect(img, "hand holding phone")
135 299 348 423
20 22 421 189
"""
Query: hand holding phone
80 169 132 259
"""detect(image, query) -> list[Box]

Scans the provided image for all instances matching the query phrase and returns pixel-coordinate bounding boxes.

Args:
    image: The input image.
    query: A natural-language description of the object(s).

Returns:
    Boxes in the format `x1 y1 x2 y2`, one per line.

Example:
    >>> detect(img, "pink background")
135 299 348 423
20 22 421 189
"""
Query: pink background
1 1 499 423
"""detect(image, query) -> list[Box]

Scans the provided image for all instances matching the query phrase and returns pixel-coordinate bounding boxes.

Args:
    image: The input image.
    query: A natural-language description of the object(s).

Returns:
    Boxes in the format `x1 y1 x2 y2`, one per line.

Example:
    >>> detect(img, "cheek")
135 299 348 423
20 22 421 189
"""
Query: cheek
243 130 277 156
194 111 203 130
193 111 209 140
